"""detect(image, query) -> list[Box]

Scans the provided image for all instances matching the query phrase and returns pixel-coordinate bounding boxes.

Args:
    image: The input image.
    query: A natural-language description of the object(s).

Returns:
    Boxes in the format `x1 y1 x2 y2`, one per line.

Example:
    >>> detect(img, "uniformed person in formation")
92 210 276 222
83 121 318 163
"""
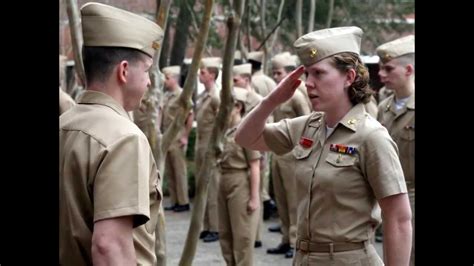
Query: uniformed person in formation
233 63 272 248
59 55 75 115
161 65 193 212
196 57 222 242
248 51 277 97
376 34 415 266
235 26 412 265
266 52 312 259
59 2 163 265
60 87 76 115
217 87 261 265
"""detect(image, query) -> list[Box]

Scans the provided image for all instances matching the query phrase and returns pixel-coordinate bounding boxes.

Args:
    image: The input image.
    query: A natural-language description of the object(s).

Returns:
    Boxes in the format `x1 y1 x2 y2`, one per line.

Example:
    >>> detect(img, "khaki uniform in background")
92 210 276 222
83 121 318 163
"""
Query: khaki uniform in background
271 88 311 249
59 91 162 265
218 126 261 265
162 87 190 206
195 86 221 233
251 69 276 97
364 95 378 119
296 82 312 112
263 104 407 265
59 87 76 115
377 93 415 265
377 86 394 103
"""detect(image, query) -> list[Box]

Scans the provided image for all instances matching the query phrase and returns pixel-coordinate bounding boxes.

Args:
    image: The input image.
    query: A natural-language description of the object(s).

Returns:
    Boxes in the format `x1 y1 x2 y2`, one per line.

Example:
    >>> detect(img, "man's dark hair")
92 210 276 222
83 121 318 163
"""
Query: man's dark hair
82 46 148 85
248 59 262 73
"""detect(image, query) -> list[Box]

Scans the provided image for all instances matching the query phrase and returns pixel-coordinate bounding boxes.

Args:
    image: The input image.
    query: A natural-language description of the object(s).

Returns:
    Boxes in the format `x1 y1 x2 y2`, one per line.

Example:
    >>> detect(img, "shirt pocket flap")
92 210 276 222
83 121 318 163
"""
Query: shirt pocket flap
325 152 356 167
293 145 313 160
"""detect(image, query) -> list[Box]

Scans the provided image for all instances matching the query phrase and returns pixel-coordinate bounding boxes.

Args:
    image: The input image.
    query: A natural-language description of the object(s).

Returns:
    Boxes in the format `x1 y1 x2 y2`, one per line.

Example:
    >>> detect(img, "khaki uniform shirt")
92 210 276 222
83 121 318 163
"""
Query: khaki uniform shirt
263 103 407 242
251 70 276 97
195 87 220 148
59 87 76 115
364 95 378 119
377 93 415 188
219 127 261 169
59 91 162 265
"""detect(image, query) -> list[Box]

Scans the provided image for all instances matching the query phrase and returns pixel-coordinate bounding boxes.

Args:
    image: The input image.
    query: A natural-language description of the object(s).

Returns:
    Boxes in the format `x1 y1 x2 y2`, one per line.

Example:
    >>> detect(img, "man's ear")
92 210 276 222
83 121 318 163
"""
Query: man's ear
405 64 414 76
117 60 129 84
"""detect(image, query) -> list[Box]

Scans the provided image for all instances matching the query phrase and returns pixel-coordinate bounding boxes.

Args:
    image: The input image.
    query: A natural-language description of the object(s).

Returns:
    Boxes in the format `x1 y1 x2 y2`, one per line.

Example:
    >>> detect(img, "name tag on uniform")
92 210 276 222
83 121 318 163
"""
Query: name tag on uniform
329 144 357 155
299 137 314 149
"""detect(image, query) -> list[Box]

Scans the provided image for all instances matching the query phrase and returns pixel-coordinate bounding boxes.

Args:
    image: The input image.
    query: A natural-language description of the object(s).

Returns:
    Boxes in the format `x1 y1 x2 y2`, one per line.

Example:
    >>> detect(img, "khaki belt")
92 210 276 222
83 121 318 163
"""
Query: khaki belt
296 239 365 253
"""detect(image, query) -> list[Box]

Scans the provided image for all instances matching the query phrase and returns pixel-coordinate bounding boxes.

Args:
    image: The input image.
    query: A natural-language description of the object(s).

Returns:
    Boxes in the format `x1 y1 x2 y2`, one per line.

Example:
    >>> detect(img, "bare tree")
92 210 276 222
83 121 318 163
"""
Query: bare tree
65 0 86 88
296 0 303 37
326 0 335 28
269 0 285 50
177 0 245 264
258 0 269 73
308 0 316 32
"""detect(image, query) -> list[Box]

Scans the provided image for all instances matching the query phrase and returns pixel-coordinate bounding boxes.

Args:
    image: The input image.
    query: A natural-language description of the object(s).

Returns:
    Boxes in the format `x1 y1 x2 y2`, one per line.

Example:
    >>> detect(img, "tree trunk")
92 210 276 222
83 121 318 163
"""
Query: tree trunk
65 0 86 88
270 0 285 51
159 22 171 68
259 0 268 73
170 0 196 66
176 0 243 265
308 0 316 32
326 0 335 28
296 0 303 37
148 1 172 265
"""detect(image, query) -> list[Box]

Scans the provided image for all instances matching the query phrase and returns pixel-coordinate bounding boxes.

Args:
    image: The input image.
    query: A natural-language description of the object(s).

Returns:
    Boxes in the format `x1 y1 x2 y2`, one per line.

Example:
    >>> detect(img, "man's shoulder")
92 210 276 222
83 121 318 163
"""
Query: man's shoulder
61 105 147 147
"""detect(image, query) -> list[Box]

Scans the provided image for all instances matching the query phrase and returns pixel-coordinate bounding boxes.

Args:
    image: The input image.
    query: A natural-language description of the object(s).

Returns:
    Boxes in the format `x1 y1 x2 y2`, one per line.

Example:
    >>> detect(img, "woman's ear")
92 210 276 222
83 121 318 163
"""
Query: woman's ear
345 68 356 88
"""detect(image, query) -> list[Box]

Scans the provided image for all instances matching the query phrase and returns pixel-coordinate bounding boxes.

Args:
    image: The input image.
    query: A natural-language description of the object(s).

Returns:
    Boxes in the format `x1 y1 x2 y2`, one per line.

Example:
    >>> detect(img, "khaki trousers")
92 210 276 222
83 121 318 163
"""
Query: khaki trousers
165 143 189 205
195 145 219 232
272 153 298 246
218 169 259 266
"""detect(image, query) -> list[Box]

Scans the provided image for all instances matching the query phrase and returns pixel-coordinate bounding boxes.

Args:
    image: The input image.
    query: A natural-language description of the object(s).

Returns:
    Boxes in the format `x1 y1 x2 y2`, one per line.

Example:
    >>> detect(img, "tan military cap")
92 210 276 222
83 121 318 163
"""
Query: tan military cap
271 52 296 68
233 63 252 76
293 26 363 67
162 65 181 76
376 35 414 63
201 57 222 69
81 2 164 58
233 86 248 103
248 51 264 63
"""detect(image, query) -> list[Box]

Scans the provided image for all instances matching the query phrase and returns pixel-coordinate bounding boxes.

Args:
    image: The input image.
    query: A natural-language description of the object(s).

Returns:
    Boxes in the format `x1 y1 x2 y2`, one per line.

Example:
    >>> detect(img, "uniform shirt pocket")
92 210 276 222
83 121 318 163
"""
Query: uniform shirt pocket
400 125 415 141
293 144 313 160
325 152 357 167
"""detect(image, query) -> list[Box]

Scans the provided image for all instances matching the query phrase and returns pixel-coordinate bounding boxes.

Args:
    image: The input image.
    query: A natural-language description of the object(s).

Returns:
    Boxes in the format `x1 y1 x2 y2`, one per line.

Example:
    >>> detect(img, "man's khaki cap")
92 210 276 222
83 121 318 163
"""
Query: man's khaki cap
376 35 414 63
81 2 164 58
233 86 248 103
293 26 363 67
271 52 296 68
162 65 181 76
201 57 222 69
248 51 264 63
233 63 252 76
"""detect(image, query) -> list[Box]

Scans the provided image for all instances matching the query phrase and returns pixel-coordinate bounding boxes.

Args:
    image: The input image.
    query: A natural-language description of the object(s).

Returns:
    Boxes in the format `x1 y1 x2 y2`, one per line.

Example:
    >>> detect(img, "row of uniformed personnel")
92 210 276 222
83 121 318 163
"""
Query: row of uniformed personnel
59 2 414 265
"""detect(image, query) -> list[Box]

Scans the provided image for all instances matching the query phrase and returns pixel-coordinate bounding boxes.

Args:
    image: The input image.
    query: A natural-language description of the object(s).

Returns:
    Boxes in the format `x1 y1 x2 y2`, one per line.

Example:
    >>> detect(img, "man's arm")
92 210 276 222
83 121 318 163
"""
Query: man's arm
379 193 412 266
92 216 136 265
